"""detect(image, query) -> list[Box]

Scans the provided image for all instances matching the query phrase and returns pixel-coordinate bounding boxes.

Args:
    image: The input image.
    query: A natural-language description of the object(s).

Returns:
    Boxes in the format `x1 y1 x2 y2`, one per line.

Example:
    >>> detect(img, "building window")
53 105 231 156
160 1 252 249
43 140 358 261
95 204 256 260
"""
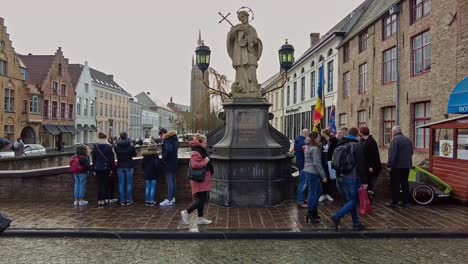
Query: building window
52 101 58 119
110 105 113 118
339 113 347 127
99 91 103 99
275 92 278 110
76 97 81 116
300 77 305 101
83 98 88 117
69 104 73 120
4 125 14 142
358 110 367 128
310 71 316 98
105 104 108 116
343 72 350 97
90 100 95 117
358 30 368 53
43 100 49 118
60 84 66 96
109 94 113 101
99 103 103 116
414 102 431 149
383 14 397 40
411 0 431 24
4 86 14 112
343 43 350 63
412 31 431 76
85 83 89 93
30 95 40 113
293 82 297 104
281 89 284 108
22 100 27 113
359 63 367 93
383 47 397 83
0 60 7 76
60 102 66 119
52 82 58 94
21 68 28 80
58 63 63 76
383 107 396 145
327 60 334 92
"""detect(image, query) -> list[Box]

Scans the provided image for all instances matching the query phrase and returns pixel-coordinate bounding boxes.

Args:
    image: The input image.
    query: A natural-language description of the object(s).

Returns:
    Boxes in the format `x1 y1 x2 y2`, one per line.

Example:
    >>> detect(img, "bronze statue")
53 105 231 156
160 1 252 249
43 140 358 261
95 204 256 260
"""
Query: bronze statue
226 10 263 97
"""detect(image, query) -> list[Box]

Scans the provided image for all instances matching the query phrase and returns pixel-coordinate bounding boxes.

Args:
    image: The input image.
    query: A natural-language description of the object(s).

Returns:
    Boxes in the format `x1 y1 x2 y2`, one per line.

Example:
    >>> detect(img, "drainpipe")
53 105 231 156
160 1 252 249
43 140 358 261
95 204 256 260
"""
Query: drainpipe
390 4 401 125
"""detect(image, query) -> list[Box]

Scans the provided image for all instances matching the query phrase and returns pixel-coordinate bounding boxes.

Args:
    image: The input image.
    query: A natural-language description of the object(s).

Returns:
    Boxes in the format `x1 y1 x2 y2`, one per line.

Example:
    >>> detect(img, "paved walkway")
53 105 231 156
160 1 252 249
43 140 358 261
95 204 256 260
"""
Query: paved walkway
1 200 467 235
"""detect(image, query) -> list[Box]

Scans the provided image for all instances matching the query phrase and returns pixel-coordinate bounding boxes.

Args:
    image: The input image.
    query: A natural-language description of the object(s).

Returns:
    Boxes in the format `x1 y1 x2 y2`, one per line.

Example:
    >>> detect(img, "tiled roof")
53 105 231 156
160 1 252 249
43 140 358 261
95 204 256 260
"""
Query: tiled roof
89 67 131 96
339 0 400 46
135 92 175 113
67 64 83 88
17 54 55 85
291 0 372 68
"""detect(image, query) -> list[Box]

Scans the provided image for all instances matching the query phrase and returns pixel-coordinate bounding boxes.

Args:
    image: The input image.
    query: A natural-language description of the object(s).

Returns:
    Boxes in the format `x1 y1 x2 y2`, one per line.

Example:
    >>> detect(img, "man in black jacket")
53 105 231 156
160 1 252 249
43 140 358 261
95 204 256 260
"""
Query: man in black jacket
386 126 413 208
359 127 382 198
114 132 137 205
330 127 368 230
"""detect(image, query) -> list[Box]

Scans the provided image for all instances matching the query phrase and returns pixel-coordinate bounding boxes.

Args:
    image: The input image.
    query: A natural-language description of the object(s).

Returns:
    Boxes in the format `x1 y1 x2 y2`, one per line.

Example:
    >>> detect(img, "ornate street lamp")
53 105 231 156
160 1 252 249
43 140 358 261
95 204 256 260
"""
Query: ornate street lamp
195 41 211 73
278 39 295 71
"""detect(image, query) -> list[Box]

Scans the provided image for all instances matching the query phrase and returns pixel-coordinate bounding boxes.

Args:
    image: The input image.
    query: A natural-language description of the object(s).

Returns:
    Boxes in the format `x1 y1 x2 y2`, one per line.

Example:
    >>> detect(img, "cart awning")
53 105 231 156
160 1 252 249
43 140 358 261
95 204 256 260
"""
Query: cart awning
447 77 468 114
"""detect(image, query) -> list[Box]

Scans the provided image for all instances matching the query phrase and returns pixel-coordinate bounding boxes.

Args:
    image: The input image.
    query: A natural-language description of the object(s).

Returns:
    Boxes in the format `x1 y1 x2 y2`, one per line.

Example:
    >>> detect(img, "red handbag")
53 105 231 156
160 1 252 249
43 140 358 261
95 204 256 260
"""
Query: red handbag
359 187 372 215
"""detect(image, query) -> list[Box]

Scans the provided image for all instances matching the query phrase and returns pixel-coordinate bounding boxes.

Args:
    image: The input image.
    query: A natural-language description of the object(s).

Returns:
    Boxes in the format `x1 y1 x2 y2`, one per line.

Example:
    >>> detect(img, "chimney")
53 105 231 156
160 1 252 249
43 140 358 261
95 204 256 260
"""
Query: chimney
310 33 320 47
108 74 114 80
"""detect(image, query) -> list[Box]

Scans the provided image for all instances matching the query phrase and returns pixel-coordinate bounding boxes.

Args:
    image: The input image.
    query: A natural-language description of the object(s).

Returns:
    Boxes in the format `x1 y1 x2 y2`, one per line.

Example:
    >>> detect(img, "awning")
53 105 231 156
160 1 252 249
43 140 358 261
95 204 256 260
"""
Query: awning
57 125 69 133
43 125 61 135
90 125 98 132
65 126 79 134
447 77 468 114
83 124 90 129
417 114 468 128
77 124 83 130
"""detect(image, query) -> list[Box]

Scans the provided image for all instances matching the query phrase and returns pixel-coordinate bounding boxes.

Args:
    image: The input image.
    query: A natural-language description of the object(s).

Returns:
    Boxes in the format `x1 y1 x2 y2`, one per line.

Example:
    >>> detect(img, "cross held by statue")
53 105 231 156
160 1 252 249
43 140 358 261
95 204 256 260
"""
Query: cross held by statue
218 12 233 27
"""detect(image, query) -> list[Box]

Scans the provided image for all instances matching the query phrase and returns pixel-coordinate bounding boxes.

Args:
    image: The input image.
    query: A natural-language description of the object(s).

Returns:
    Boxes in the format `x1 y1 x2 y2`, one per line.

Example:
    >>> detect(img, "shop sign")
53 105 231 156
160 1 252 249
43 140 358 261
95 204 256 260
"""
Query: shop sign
439 140 454 158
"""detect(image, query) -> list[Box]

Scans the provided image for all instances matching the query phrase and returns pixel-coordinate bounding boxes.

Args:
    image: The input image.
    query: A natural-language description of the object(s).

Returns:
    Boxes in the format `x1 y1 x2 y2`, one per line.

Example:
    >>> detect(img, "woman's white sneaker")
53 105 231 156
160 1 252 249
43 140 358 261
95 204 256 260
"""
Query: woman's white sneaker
181 210 189 225
197 217 212 225
325 194 334 201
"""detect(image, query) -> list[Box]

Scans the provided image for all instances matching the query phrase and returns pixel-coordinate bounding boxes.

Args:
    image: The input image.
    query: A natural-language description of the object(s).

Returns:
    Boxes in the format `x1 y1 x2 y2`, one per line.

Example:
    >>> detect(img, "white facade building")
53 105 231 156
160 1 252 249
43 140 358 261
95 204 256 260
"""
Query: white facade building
129 98 143 140
142 109 160 139
261 73 286 133
135 92 176 133
69 62 97 144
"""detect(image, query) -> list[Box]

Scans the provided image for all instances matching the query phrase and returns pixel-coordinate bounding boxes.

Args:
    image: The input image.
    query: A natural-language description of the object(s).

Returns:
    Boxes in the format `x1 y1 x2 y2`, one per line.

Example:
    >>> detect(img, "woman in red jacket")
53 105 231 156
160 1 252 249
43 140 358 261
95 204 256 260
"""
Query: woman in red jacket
181 134 213 225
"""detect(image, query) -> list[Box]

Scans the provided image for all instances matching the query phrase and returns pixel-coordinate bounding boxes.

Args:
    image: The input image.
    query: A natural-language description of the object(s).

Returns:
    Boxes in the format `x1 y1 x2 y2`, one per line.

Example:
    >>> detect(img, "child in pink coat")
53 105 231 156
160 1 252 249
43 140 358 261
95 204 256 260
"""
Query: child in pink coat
180 134 213 225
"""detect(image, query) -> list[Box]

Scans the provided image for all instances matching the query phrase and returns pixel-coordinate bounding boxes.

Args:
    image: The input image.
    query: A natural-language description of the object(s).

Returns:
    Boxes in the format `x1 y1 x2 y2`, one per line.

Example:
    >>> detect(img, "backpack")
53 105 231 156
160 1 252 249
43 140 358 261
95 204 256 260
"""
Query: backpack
69 155 83 174
331 142 357 175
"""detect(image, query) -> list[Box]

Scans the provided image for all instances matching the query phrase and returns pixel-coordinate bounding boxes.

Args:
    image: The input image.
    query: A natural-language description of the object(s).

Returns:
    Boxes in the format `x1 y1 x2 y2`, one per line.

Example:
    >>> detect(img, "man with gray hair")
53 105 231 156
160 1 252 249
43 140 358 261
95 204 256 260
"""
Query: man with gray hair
386 126 413 208
294 128 309 208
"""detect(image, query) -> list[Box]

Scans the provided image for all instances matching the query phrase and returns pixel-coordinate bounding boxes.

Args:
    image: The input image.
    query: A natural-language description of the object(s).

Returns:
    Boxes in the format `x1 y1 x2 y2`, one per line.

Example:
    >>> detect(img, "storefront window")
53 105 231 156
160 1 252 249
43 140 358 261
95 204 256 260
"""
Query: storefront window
457 129 468 160
432 128 454 158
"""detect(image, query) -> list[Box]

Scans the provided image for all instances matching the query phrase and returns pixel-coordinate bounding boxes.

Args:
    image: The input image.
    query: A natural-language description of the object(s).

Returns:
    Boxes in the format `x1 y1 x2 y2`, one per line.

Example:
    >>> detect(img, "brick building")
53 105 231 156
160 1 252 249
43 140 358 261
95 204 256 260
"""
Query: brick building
337 0 468 162
19 48 77 149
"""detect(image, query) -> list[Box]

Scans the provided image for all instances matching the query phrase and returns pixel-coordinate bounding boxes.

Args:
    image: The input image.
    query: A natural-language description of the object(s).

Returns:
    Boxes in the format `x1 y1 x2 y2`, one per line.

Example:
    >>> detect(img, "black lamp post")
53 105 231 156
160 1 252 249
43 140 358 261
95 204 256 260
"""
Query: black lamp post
195 41 211 73
278 39 295 71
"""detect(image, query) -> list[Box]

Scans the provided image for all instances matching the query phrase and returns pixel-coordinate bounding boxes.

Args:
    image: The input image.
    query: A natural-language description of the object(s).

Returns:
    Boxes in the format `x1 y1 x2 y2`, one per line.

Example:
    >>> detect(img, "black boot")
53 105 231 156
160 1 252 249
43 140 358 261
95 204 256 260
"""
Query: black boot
313 209 321 220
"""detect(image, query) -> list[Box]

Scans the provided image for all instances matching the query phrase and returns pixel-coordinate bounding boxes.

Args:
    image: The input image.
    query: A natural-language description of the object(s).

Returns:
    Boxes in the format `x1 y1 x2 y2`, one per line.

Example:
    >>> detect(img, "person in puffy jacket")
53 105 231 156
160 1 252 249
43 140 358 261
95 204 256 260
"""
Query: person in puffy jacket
159 129 179 206
181 134 213 225
114 132 137 206
142 147 162 206
294 129 309 208
73 145 90 206
92 132 115 207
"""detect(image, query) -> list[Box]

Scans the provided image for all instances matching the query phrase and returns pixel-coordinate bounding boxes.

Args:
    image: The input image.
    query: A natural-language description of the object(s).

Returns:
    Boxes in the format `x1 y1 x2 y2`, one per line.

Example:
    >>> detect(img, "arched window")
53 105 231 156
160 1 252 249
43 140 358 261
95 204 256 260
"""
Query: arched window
301 67 305 73
328 48 334 57
319 55 324 62
293 73 297 78
310 61 315 68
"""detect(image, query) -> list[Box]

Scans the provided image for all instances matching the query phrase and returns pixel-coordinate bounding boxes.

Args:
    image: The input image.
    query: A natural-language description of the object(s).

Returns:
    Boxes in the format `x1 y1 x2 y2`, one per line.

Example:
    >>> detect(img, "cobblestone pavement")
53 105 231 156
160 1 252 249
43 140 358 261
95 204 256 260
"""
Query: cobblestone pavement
1 200 467 232
0 238 467 263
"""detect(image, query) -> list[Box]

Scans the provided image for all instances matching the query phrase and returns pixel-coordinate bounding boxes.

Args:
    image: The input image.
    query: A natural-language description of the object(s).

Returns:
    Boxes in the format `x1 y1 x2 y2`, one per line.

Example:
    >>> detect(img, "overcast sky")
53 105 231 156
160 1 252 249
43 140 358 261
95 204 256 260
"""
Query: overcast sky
1 0 363 105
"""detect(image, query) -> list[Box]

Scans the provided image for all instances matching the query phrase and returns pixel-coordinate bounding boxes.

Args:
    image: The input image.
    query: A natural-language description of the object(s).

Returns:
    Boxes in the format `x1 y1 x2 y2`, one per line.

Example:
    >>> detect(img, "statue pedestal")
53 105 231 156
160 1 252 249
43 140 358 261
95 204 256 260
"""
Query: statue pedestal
209 98 291 207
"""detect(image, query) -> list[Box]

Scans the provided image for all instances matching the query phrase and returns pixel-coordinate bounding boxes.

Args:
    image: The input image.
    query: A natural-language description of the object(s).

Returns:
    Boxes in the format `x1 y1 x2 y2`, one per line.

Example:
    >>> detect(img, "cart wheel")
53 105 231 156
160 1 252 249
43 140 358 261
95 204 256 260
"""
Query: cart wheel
412 184 435 205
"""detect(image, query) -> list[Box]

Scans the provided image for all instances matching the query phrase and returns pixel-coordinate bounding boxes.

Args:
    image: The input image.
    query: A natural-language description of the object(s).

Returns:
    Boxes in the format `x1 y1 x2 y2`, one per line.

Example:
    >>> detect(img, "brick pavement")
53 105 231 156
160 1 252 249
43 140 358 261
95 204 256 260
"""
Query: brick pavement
1 200 467 233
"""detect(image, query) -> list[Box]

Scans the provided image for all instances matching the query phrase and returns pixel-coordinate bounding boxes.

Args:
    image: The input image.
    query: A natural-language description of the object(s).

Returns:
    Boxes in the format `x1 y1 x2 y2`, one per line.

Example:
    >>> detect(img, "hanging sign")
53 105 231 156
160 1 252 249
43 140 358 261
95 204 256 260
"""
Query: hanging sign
439 140 454 158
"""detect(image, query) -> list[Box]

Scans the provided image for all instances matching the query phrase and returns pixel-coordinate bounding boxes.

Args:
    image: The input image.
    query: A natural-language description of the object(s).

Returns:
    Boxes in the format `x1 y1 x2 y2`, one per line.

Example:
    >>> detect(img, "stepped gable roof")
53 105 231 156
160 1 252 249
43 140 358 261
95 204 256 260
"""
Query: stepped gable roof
17 54 55 85
90 67 131 96
292 0 372 68
67 64 84 88
339 0 400 46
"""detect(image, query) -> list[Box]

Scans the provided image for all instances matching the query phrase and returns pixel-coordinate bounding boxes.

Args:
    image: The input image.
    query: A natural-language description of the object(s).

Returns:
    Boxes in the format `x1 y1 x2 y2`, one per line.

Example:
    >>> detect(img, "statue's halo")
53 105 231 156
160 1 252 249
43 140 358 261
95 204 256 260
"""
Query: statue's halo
237 6 254 23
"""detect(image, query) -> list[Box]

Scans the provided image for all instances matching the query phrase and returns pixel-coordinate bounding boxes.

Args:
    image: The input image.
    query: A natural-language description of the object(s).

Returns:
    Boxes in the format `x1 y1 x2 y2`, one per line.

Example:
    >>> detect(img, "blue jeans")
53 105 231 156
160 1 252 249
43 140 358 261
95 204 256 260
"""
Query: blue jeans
306 172 322 215
296 170 308 205
74 173 87 200
165 171 176 200
335 177 362 227
145 180 157 203
117 168 134 203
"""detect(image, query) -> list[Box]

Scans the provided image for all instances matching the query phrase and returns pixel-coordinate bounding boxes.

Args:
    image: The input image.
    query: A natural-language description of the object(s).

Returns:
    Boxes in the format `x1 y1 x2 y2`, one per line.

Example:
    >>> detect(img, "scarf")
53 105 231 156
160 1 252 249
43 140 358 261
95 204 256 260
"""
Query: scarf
191 145 214 174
